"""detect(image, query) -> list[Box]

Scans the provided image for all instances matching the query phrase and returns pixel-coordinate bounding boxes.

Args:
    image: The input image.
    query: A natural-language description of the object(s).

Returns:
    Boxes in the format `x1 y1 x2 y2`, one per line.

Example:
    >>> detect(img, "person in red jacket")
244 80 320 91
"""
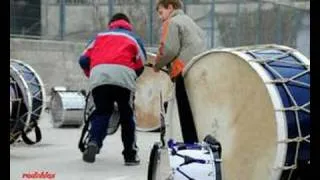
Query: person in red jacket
79 13 146 165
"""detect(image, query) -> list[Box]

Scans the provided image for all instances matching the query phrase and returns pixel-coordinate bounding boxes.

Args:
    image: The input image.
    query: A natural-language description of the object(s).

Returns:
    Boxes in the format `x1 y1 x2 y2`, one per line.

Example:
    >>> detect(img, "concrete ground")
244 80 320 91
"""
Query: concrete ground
10 111 160 180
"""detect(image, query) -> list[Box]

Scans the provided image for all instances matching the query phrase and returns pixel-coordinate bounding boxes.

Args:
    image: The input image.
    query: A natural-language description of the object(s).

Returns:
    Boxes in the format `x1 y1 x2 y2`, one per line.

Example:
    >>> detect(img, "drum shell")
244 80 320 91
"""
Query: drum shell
51 91 85 127
165 45 310 180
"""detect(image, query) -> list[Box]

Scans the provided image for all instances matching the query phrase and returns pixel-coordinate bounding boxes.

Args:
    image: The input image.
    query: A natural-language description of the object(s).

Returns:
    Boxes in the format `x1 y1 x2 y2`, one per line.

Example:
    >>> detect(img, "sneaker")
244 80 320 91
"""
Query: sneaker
83 141 99 163
124 155 140 166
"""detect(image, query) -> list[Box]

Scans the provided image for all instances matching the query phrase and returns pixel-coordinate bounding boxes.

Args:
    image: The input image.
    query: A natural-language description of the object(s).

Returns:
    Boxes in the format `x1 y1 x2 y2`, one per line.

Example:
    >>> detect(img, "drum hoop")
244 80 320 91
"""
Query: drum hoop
181 44 310 179
10 64 33 132
10 59 46 120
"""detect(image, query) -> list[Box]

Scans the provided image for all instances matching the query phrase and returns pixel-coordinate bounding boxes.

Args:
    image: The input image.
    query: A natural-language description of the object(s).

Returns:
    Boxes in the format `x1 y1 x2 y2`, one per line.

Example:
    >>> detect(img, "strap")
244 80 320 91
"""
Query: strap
78 119 90 152
175 74 198 144
159 92 166 148
21 121 42 145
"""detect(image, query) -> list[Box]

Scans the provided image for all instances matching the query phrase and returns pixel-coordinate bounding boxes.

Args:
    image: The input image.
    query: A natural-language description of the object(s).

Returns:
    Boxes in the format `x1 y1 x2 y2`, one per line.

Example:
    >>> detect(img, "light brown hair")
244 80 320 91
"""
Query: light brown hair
156 0 183 11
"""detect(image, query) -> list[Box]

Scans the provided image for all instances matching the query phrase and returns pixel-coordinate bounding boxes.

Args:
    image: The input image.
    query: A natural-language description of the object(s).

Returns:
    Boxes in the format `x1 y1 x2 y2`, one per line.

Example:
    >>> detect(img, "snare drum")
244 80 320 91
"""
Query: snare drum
168 141 221 180
10 59 46 143
51 90 86 128
148 138 222 180
166 44 310 180
135 52 172 132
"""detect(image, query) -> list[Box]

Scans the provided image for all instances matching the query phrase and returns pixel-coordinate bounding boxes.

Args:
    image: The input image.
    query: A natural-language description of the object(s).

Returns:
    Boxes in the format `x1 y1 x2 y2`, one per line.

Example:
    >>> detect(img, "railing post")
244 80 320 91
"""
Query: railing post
59 0 66 40
236 0 241 46
276 3 283 45
210 0 215 48
148 0 154 46
256 0 262 45
108 0 114 21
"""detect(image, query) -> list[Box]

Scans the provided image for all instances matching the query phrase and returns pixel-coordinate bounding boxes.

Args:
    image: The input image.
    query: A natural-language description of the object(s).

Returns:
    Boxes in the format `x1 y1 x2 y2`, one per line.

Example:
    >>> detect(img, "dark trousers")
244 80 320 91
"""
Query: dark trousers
90 84 137 159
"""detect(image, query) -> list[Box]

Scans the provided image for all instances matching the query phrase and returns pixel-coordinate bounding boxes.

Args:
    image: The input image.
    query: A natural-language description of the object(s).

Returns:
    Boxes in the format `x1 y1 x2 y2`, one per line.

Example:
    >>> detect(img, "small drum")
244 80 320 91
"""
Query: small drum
166 44 310 180
10 59 46 144
148 136 222 180
135 52 173 132
50 90 86 128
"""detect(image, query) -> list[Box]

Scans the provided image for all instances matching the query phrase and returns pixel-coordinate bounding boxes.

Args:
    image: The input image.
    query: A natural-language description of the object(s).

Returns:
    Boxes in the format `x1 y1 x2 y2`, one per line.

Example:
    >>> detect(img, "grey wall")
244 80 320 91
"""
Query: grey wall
10 38 89 95
10 38 158 96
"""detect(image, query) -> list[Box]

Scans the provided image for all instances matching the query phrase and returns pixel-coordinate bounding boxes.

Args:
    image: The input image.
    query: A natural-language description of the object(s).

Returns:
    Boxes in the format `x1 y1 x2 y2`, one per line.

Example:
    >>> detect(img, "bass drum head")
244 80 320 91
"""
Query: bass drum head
135 53 172 132
168 51 278 179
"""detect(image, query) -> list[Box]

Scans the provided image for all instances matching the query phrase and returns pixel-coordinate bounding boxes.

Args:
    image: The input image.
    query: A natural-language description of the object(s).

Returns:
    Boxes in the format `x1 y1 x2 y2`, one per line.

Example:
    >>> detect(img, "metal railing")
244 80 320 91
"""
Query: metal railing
10 0 310 57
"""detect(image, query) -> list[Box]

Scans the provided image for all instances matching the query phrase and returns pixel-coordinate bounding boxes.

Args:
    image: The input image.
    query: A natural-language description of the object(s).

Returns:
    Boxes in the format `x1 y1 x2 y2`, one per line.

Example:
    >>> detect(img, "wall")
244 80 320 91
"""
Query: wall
10 38 88 95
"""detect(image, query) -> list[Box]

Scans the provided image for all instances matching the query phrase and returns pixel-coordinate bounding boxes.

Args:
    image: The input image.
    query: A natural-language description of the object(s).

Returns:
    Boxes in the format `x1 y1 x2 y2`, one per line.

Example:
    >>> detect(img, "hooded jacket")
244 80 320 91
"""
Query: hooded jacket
79 19 147 92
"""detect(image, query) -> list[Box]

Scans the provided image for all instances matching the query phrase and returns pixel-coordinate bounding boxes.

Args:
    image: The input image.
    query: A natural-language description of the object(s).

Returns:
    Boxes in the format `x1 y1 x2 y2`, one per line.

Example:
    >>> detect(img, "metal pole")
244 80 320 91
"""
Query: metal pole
236 0 241 46
210 0 215 48
256 0 262 45
149 0 154 46
59 0 65 40
276 4 282 45
108 0 114 21
10 0 15 34
294 7 301 48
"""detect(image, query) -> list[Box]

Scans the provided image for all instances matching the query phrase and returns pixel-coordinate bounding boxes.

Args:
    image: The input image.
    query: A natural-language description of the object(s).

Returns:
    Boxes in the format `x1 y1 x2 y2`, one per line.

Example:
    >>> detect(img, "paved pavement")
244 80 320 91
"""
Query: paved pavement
10 111 161 180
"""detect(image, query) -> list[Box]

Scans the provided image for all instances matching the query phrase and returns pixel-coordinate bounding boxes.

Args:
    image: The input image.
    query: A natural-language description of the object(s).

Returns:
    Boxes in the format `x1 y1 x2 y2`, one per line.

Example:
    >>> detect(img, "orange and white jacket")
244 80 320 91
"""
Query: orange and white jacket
154 9 207 80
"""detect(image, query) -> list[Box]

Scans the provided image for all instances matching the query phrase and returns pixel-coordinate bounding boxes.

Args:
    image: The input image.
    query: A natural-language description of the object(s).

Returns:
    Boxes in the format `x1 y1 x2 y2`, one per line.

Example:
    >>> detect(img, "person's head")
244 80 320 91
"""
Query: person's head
156 0 182 22
108 13 131 25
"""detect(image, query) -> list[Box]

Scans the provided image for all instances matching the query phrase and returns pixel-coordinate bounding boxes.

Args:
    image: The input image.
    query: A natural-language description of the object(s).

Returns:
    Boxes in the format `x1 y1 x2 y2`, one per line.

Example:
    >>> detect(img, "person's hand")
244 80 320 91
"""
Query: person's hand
153 66 160 72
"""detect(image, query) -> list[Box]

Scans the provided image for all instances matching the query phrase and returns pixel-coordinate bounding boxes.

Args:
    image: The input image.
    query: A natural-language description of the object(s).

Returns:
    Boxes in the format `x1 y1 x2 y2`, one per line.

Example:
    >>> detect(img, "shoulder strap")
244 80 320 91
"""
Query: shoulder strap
21 121 42 145
175 74 198 144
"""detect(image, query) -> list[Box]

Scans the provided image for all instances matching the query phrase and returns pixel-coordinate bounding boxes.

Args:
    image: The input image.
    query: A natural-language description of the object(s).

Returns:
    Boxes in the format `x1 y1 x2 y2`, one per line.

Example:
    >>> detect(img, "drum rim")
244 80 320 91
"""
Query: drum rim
10 59 46 120
10 83 17 117
10 64 33 132
182 44 309 179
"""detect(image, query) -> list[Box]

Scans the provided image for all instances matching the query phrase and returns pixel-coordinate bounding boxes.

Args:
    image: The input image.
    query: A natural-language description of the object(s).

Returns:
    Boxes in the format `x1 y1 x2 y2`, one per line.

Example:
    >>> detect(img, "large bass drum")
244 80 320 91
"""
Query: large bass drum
166 44 310 180
134 52 172 132
10 59 46 144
